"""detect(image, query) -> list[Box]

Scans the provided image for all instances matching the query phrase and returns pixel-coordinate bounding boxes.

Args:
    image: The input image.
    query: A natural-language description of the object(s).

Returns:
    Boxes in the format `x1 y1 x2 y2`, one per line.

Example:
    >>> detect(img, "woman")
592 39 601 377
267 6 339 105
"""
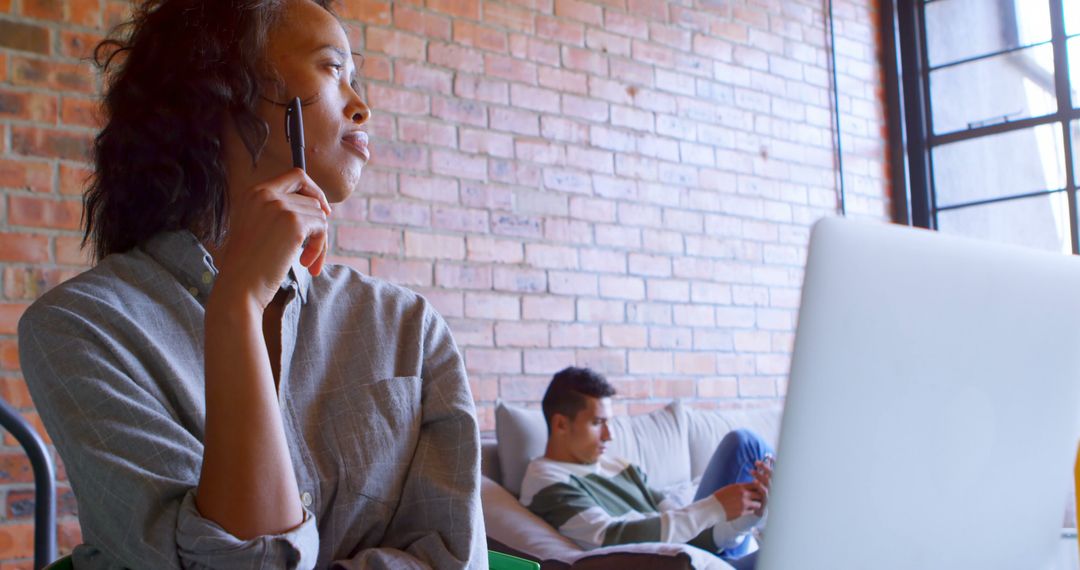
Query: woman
17 0 486 568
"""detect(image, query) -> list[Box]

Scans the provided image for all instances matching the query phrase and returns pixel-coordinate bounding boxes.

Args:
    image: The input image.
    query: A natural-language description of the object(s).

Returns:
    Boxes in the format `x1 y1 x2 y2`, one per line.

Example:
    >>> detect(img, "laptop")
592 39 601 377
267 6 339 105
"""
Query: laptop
757 218 1080 570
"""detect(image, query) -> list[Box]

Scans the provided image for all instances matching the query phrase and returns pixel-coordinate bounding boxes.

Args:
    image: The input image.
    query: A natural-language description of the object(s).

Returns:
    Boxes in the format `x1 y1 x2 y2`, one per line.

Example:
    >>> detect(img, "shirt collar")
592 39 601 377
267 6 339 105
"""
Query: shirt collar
142 231 310 304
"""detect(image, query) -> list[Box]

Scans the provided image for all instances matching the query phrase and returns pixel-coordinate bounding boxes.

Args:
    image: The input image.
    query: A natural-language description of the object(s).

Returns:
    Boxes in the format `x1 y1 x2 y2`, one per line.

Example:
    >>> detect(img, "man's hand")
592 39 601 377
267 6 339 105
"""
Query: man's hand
713 482 764 521
750 456 773 516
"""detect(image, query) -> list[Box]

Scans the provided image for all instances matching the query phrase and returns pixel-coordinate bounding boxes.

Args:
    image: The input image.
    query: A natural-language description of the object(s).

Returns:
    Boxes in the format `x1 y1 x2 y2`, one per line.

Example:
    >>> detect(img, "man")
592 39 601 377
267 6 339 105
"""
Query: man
520 367 773 570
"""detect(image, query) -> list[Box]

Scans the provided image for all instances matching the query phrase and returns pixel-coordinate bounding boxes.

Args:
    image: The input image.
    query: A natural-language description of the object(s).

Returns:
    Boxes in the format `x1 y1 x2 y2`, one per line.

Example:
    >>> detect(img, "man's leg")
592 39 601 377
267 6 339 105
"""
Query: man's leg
693 429 774 564
694 429 774 500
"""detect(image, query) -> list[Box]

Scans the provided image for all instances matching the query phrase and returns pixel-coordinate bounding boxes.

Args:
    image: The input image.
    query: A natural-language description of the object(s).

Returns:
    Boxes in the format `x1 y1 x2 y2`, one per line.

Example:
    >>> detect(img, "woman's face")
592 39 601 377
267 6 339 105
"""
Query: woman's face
257 0 371 203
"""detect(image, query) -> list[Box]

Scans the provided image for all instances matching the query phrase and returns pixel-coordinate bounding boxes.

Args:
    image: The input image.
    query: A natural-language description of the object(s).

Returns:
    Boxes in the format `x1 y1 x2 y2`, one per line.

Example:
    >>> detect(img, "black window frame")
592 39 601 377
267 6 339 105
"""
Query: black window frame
885 0 1080 254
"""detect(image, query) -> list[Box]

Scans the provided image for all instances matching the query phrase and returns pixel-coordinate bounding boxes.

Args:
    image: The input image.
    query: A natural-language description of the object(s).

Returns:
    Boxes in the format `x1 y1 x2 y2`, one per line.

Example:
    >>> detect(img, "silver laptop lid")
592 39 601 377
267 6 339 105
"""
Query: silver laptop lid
758 218 1080 570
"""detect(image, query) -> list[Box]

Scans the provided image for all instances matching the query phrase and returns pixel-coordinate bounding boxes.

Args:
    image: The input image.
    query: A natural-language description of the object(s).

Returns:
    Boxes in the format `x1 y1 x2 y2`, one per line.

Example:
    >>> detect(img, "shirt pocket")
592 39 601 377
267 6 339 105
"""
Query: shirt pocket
332 375 423 505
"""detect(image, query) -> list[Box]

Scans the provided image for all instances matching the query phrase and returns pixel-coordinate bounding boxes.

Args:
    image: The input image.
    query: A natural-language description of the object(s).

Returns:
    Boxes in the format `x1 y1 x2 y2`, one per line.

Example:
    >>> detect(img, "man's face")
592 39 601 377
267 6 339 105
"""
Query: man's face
559 396 613 465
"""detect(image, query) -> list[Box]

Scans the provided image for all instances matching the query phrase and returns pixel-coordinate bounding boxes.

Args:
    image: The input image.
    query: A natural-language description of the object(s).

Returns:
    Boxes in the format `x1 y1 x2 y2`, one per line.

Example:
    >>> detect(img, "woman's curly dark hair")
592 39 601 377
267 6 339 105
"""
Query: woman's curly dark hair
84 0 336 261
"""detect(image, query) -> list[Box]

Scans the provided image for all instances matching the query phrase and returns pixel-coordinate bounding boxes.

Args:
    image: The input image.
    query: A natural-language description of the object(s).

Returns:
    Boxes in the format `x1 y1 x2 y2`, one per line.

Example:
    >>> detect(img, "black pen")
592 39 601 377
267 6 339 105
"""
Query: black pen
285 96 306 171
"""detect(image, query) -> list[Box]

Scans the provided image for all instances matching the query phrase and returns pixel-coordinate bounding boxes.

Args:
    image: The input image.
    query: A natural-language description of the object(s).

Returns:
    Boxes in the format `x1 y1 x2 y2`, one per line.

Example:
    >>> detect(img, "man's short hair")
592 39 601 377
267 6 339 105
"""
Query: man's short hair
541 367 616 433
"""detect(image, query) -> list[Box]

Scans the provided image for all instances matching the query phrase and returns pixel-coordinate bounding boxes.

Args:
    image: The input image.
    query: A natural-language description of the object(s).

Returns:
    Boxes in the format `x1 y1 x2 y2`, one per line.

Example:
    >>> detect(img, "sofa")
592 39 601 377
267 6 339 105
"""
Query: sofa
480 400 783 569
482 400 1079 570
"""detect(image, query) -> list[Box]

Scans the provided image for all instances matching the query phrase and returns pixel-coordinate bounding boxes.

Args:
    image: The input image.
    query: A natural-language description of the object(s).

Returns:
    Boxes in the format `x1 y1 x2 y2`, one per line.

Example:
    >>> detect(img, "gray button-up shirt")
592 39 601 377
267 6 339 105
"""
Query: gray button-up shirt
18 231 487 569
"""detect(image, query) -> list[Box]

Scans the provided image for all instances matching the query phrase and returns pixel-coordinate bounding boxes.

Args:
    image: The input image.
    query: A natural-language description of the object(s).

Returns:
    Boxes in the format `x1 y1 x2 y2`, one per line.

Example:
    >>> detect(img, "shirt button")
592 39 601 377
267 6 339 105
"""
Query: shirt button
187 286 198 297
301 491 313 507
202 271 213 284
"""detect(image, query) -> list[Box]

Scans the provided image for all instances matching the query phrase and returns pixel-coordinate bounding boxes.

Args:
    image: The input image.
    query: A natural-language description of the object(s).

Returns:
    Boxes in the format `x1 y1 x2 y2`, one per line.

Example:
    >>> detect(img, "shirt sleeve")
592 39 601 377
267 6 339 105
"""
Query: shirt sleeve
19 302 320 569
525 477 732 550
333 303 487 569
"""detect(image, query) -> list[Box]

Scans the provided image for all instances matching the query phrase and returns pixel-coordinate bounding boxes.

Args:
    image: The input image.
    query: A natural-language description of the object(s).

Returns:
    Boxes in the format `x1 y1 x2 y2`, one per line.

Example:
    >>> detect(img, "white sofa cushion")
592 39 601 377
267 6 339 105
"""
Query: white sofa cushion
495 400 692 496
606 400 691 490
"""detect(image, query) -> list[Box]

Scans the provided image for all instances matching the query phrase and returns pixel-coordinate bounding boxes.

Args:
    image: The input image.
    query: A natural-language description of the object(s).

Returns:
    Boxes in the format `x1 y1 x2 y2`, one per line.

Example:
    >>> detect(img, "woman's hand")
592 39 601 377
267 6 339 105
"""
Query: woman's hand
211 168 332 311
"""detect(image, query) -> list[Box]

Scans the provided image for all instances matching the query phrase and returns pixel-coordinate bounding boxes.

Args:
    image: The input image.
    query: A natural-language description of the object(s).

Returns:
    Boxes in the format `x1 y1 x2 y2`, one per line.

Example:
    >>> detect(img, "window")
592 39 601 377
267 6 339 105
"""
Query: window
889 0 1080 254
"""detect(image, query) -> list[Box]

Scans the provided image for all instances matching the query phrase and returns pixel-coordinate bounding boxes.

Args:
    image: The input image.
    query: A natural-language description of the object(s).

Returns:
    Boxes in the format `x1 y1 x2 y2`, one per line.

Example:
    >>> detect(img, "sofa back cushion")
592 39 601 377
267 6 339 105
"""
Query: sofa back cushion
495 400 692 496
606 401 691 490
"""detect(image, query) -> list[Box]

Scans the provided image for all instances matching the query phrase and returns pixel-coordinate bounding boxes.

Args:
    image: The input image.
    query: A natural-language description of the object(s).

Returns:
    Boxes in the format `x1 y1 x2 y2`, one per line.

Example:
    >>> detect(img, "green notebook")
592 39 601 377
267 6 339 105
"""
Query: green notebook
488 549 541 570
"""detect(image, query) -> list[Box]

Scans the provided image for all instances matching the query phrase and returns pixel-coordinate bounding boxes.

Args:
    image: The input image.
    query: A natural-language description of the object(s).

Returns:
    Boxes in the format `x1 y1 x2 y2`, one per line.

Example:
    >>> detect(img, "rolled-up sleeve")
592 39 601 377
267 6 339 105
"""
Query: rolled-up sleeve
19 302 320 569
333 304 487 569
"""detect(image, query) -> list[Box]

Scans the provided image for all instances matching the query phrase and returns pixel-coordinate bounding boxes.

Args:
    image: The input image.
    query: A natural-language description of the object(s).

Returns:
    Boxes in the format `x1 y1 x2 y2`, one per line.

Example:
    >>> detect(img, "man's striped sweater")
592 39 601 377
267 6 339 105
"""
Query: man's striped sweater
519 455 761 552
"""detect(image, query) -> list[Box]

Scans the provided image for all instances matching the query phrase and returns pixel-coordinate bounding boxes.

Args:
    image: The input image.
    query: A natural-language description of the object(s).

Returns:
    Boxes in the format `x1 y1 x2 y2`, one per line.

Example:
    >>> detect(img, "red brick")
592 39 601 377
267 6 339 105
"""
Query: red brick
467 236 523 263
628 350 672 374
428 0 478 19
454 75 508 104
405 231 465 259
11 126 92 161
550 323 599 348
484 3 535 33
605 11 648 39
366 28 425 60
0 522 34 560
536 15 584 45
522 296 575 322
367 84 428 115
55 235 92 266
0 377 33 409
67 0 103 27
21 0 61 19
428 43 485 74
0 21 49 55
4 266 79 299
11 58 93 93
465 292 520 320
393 61 453 94
400 174 459 203
370 258 432 287
0 303 28 335
0 89 57 123
465 348 521 374
510 84 560 114
495 322 548 347
555 0 602 25
8 196 81 229
393 4 451 40
431 149 487 180
460 129 514 158
562 45 607 75
432 97 486 127
484 54 537 84
454 21 508 53
0 159 52 193
336 226 401 255
60 95 101 128
432 206 488 233
490 107 539 136
436 263 492 290
602 324 648 348
338 0 390 24
59 29 102 59
398 117 456 148
368 199 430 226
524 348 575 374
493 267 546 293
0 233 48 263
577 298 624 322
325 254 369 276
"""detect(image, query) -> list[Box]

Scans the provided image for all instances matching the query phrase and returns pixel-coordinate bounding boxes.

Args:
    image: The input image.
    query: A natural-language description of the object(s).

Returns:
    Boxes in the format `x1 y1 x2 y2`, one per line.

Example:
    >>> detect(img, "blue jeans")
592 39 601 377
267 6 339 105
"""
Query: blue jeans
693 429 774 570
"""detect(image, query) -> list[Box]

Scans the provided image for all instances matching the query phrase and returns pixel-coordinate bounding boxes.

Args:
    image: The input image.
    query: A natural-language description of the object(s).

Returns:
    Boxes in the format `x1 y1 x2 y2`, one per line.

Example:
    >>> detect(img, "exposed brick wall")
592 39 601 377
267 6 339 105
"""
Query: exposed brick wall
0 0 888 564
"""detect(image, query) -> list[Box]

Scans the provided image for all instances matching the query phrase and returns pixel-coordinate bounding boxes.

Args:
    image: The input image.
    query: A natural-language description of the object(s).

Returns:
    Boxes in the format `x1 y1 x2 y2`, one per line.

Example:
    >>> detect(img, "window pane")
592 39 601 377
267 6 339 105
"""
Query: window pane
930 44 1055 134
926 0 1050 68
936 192 1072 254
933 124 1065 207
1067 0 1080 36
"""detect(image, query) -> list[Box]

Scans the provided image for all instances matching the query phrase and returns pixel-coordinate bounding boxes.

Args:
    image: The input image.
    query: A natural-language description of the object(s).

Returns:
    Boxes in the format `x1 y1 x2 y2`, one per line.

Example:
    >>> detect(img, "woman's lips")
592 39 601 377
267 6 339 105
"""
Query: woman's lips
342 132 370 162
